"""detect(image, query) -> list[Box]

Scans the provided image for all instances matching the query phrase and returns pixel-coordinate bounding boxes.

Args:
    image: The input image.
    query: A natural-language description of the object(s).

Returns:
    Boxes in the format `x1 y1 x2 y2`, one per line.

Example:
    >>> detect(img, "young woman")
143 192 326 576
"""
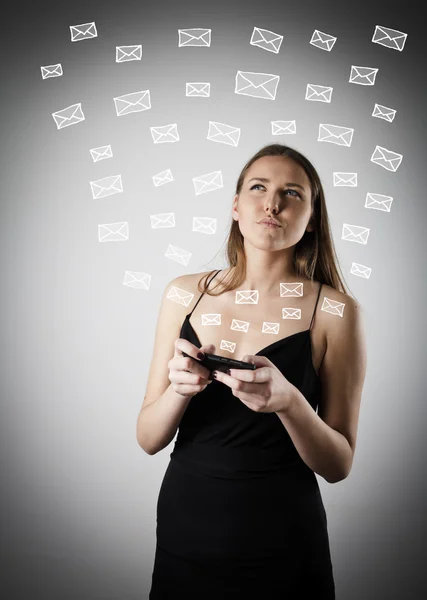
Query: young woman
137 144 367 599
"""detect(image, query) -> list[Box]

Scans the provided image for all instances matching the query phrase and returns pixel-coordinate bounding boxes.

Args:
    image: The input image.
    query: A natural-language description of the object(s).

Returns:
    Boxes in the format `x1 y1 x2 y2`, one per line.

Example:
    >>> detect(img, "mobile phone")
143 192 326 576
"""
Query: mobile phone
182 351 256 373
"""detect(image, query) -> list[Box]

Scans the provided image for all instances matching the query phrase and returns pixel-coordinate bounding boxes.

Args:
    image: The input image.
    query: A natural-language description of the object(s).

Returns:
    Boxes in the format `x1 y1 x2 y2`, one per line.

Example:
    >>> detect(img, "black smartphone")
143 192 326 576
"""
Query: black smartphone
182 351 256 373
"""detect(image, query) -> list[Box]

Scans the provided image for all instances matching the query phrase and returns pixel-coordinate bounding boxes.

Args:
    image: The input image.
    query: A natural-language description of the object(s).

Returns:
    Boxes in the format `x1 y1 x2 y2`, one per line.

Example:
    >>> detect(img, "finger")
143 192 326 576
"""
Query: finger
227 366 267 382
175 338 206 361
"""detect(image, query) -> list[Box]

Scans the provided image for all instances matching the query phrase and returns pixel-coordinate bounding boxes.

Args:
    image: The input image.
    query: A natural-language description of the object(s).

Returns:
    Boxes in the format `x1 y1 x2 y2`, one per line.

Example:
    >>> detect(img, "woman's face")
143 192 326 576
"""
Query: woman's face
232 155 314 250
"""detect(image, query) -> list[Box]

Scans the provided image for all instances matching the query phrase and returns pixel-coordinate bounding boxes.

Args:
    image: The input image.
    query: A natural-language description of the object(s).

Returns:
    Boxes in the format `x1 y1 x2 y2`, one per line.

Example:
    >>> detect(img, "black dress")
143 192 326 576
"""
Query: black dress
149 270 335 599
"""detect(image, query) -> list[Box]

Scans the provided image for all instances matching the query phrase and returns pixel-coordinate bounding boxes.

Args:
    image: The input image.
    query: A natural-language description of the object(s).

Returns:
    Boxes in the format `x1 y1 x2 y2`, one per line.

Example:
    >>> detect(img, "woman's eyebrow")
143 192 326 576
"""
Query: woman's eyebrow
247 177 306 191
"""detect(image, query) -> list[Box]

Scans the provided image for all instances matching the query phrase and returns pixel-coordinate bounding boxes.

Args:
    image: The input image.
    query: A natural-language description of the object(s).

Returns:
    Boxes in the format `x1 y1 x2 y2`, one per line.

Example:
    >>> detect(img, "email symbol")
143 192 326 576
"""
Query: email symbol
282 308 301 320
321 297 345 318
90 175 123 199
220 340 236 353
123 271 151 289
350 262 371 279
192 217 217 235
201 314 221 326
165 244 191 266
193 171 223 195
280 282 303 297
70 22 98 42
52 103 85 130
41 63 63 79
372 103 396 123
116 45 142 62
305 84 333 103
333 172 357 187
235 290 259 304
90 145 113 163
152 169 174 187
231 319 249 333
272 120 296 135
349 65 379 86
113 90 151 116
98 221 129 242
365 193 393 212
178 28 211 47
235 70 280 100
342 223 370 245
151 123 179 144
186 82 211 97
262 322 279 335
309 29 337 52
372 25 408 52
166 286 194 307
150 213 175 229
250 27 283 54
370 145 403 172
318 123 354 147
207 121 241 147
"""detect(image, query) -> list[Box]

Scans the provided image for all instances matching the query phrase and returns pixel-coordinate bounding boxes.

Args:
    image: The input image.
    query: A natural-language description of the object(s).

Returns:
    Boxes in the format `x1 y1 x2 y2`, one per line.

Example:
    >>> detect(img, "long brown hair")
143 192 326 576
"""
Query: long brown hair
197 143 354 299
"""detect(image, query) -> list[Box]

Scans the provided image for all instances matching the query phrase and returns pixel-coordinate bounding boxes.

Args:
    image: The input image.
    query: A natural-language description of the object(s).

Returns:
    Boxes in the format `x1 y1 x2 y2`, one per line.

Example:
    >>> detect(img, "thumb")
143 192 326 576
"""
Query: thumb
200 344 215 353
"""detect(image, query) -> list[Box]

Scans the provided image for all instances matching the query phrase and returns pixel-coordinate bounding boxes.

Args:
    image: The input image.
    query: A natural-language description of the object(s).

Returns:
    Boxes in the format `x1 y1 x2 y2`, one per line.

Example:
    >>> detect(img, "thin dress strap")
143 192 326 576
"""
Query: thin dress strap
188 270 222 317
309 282 323 331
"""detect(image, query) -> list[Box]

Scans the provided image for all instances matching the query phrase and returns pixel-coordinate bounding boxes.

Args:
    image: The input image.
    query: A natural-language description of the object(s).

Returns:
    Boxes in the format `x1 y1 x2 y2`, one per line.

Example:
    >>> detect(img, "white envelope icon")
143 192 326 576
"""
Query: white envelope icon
90 144 113 163
123 271 151 289
192 217 217 235
201 314 221 326
321 297 345 317
186 82 210 97
262 322 279 334
372 25 408 51
114 90 151 116
372 103 396 122
166 286 194 307
70 22 98 42
90 175 123 199
150 213 175 229
152 169 174 187
98 221 129 242
333 172 357 187
305 84 333 103
193 171 223 195
365 193 393 212
350 262 371 279
220 340 236 353
116 45 142 62
41 63 63 79
151 123 179 144
370 145 403 172
349 65 378 86
250 27 283 54
272 120 296 135
166 285 194 306
235 70 280 100
178 28 211 47
318 123 354 147
309 29 337 52
52 103 85 130
282 308 301 320
165 244 191 266
231 319 250 333
235 290 259 304
207 121 241 147
280 282 304 297
342 223 370 245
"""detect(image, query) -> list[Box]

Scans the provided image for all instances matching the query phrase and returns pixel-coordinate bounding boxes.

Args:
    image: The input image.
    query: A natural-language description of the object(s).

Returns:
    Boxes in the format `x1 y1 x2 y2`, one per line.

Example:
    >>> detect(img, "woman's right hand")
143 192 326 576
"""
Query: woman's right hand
168 339 216 399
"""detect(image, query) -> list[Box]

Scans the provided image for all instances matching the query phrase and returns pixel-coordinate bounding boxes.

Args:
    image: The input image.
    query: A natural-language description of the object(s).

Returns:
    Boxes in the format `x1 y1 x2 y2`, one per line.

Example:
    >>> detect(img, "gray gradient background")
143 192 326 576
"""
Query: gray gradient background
1 0 426 598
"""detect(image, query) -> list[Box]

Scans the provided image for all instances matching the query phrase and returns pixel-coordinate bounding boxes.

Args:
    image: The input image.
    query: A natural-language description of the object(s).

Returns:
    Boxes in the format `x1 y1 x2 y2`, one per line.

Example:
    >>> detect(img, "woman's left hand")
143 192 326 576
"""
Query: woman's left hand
212 355 296 414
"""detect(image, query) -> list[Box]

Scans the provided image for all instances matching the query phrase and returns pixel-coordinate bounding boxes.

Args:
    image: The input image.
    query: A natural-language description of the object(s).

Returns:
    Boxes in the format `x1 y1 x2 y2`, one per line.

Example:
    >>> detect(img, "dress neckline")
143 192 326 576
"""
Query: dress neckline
184 314 319 379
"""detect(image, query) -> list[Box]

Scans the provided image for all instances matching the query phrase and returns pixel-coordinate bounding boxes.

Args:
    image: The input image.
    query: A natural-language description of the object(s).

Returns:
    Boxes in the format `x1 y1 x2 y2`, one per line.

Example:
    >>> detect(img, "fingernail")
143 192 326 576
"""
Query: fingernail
197 352 205 360
226 369 231 375
212 371 217 379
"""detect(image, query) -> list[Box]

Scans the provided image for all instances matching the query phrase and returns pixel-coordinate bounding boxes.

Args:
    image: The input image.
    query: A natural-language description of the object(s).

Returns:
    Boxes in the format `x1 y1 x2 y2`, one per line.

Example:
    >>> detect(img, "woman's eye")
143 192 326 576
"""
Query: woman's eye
250 184 300 198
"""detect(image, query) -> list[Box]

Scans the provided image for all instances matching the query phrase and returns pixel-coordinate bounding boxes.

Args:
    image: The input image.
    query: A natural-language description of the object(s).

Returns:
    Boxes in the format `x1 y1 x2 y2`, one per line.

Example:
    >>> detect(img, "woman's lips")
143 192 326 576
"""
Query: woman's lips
259 222 280 228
